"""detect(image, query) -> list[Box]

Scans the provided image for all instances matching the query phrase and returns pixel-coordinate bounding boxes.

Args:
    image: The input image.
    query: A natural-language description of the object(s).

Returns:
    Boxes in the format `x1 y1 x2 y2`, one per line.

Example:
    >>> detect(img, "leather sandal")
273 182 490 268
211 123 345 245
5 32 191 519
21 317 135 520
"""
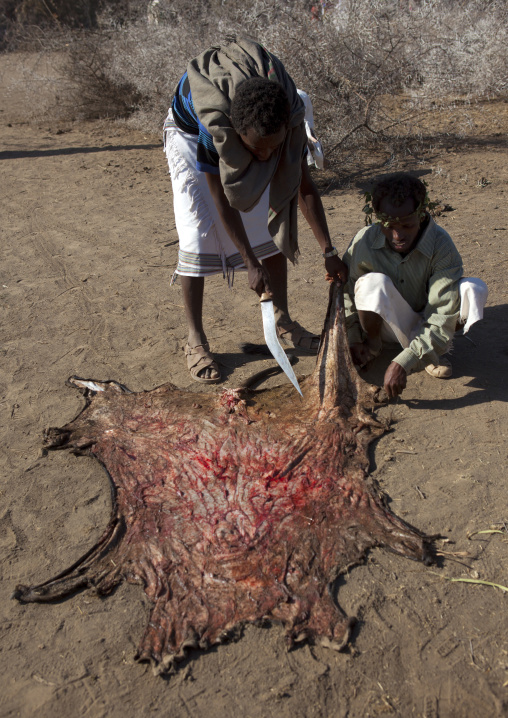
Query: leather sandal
276 321 320 355
185 342 221 383
425 357 452 378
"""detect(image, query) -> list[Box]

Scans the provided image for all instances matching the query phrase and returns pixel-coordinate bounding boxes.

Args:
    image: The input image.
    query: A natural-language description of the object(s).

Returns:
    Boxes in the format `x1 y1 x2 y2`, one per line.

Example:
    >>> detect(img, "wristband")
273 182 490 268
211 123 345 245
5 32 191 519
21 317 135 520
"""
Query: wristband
322 247 338 258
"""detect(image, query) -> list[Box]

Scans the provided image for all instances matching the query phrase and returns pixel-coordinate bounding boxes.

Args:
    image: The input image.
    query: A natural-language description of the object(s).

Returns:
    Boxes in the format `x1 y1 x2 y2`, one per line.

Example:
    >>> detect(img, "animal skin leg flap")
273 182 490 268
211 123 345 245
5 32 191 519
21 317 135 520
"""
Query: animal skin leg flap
14 283 434 674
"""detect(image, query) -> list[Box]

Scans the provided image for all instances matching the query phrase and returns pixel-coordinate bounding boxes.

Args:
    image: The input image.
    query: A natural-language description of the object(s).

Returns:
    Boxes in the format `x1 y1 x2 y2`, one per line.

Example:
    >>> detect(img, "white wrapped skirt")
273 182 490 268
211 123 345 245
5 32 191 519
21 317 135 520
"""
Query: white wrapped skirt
353 273 488 347
164 111 280 284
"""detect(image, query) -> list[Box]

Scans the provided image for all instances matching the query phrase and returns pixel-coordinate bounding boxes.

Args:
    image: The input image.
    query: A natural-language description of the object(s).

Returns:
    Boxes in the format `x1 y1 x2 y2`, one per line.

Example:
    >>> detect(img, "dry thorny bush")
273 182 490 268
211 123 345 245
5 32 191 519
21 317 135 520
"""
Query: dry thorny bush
2 0 507 175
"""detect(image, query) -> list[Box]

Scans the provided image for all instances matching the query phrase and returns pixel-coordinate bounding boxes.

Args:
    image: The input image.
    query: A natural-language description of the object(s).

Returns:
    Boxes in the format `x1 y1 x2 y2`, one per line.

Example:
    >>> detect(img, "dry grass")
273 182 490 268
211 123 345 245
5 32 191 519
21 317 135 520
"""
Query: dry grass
2 0 507 176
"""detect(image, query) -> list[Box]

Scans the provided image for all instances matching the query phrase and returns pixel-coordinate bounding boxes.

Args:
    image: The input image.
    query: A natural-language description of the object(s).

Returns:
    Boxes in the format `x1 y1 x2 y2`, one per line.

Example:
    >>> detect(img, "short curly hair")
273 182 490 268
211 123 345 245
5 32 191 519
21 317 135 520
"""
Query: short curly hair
371 172 426 214
230 77 290 136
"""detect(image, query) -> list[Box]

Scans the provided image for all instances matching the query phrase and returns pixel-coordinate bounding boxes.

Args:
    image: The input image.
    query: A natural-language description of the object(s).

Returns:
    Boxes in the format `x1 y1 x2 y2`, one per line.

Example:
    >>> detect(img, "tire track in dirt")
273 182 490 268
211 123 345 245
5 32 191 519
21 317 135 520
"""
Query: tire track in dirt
2 58 508 715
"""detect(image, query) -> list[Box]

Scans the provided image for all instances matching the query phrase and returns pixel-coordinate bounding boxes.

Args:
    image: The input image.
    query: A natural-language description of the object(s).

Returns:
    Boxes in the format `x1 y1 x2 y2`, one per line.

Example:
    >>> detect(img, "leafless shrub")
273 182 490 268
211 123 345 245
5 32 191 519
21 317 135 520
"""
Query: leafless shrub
60 32 146 120
260 0 508 168
15 0 100 27
3 0 507 173
0 0 99 50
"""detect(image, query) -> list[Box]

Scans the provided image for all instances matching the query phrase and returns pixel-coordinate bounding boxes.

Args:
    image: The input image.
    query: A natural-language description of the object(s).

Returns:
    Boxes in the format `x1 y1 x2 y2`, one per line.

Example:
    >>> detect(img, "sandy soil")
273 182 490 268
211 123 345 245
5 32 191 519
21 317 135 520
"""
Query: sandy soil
1 54 507 718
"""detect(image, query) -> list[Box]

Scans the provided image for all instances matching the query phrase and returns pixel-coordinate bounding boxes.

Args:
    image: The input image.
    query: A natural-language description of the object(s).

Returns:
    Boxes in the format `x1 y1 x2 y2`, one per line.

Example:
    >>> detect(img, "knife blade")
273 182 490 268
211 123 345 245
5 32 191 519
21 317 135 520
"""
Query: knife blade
259 293 303 397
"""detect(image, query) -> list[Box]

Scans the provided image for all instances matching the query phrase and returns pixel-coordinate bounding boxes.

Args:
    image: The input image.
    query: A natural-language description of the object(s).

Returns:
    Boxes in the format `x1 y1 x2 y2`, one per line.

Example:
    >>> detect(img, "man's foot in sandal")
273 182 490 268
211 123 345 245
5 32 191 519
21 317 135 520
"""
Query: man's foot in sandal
185 342 221 383
276 320 320 355
425 356 452 379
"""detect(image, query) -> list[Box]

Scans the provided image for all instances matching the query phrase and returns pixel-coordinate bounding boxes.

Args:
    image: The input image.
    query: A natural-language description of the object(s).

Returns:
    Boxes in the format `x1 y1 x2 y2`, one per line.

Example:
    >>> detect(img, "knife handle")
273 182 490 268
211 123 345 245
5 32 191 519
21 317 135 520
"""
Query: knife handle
260 292 271 302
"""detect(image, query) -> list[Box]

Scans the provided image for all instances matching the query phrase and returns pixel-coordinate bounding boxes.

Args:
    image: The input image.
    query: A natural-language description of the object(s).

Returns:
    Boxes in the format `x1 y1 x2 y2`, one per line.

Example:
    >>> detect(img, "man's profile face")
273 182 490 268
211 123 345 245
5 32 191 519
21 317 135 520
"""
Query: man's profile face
378 197 422 255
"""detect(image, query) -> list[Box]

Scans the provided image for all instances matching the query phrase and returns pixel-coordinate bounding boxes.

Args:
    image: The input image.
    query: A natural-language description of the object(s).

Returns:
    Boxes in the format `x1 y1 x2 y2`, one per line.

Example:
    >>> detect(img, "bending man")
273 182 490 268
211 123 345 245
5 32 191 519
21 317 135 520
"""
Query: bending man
164 37 346 383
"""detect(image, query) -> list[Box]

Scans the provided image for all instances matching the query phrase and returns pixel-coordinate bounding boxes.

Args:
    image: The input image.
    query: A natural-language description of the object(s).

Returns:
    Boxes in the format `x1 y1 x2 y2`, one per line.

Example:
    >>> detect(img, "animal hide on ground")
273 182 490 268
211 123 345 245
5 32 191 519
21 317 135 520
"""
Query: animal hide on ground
14 284 433 673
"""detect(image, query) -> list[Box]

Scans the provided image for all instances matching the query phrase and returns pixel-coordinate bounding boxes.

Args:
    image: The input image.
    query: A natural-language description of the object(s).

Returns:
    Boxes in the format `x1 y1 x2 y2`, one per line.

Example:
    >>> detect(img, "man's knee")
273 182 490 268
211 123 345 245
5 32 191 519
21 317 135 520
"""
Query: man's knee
354 272 398 308
354 272 420 346
355 272 394 291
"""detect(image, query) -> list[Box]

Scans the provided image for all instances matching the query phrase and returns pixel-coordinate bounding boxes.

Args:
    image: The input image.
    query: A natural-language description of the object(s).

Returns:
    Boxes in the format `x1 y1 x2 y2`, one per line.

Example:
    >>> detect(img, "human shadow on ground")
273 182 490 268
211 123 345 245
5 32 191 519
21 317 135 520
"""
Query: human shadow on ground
212 347 302 389
203 304 508 408
0 143 161 160
361 304 508 410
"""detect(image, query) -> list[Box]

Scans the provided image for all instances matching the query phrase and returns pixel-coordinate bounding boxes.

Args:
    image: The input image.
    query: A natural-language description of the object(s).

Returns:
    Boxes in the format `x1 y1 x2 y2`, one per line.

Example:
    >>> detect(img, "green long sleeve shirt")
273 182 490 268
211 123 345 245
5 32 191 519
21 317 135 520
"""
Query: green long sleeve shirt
343 217 463 373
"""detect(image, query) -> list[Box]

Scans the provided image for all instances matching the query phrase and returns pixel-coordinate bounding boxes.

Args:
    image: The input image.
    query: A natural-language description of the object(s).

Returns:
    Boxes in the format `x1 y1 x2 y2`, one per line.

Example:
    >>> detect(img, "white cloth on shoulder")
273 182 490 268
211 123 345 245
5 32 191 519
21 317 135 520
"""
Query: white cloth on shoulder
353 273 488 348
459 277 489 333
297 89 324 170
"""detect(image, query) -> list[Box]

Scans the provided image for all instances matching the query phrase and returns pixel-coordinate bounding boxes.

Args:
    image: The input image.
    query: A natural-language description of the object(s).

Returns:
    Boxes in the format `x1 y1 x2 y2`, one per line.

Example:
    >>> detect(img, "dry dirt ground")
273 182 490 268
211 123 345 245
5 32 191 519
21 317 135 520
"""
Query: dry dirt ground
1 53 507 718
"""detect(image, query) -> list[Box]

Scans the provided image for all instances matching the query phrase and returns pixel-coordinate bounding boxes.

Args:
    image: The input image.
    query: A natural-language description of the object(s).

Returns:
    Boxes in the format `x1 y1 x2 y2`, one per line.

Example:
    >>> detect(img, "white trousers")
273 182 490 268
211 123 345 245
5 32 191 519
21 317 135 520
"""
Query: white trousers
353 273 488 349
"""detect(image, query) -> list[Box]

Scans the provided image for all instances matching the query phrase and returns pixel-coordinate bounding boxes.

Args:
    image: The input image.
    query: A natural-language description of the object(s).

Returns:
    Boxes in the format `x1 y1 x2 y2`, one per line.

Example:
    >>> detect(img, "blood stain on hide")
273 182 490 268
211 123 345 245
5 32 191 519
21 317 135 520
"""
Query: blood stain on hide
13 284 434 674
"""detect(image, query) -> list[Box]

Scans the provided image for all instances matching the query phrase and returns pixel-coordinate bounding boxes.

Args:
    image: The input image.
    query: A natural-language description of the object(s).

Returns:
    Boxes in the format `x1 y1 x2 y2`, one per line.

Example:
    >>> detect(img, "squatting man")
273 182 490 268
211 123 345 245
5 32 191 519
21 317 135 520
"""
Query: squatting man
338 172 488 399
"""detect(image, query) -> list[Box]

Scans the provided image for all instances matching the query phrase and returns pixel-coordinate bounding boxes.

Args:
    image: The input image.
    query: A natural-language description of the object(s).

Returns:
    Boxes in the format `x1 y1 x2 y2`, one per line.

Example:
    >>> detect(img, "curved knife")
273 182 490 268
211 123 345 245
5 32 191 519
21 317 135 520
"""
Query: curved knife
259 292 303 397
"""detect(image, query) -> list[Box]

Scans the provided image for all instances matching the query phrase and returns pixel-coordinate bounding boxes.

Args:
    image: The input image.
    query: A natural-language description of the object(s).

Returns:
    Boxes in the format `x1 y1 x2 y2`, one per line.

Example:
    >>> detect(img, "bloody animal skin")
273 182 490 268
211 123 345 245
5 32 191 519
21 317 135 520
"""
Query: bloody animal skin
14 284 434 673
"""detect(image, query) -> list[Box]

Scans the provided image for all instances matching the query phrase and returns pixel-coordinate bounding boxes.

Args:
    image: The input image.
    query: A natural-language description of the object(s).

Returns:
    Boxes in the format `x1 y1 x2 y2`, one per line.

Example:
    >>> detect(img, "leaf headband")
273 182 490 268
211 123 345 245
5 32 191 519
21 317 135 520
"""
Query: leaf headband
362 182 438 227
